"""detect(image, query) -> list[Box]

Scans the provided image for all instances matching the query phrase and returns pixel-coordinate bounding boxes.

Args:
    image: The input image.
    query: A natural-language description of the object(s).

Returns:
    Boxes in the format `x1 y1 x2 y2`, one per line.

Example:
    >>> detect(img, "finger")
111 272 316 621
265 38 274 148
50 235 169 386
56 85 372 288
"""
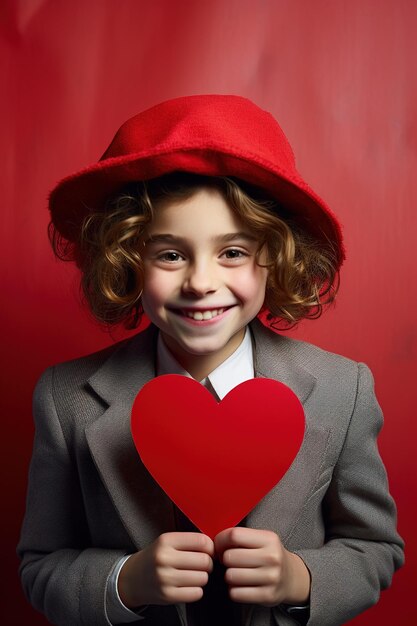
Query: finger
215 527 268 554
162 586 204 604
228 585 275 605
225 567 275 587
167 569 209 588
166 551 213 573
160 532 214 554
221 547 264 568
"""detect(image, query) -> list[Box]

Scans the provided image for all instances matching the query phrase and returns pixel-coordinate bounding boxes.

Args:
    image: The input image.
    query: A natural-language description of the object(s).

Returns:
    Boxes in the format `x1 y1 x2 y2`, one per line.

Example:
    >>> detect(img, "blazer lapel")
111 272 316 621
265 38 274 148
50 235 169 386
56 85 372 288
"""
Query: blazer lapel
85 325 177 551
251 318 316 403
246 320 329 545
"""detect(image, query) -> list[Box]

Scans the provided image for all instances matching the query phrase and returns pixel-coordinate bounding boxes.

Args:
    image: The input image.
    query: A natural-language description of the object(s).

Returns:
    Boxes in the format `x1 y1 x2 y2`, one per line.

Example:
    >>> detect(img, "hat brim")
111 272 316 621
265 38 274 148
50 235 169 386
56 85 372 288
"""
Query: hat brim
49 145 345 266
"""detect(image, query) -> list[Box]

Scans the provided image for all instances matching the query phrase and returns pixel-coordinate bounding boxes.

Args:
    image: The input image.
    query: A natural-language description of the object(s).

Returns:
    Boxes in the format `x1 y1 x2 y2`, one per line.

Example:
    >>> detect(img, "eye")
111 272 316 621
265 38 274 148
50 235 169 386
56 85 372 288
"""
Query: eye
222 248 249 260
157 251 185 263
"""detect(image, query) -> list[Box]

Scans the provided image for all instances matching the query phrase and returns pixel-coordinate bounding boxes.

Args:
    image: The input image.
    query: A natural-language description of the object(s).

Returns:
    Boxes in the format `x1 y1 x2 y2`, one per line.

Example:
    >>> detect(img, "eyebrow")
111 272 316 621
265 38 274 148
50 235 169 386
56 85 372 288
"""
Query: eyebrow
144 232 259 245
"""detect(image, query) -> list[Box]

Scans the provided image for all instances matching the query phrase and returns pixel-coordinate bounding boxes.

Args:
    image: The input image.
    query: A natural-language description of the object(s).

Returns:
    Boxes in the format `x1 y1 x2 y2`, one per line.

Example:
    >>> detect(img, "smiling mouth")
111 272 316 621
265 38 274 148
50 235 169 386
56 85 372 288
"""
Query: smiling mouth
169 306 234 321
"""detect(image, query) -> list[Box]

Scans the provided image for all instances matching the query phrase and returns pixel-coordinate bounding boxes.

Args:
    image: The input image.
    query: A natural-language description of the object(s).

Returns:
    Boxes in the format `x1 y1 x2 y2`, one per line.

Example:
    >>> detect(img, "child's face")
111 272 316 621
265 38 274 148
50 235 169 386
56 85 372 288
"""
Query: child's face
141 187 268 376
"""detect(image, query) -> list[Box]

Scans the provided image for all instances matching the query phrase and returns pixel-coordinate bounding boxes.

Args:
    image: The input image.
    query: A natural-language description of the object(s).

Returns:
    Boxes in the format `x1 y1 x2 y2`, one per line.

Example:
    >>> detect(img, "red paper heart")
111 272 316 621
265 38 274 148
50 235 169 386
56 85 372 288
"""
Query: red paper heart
131 375 305 538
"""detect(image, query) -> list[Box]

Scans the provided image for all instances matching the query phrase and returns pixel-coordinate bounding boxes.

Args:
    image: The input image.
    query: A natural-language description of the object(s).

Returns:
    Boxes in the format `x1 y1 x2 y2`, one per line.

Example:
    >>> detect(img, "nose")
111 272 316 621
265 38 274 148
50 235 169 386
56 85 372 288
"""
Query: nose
182 259 218 297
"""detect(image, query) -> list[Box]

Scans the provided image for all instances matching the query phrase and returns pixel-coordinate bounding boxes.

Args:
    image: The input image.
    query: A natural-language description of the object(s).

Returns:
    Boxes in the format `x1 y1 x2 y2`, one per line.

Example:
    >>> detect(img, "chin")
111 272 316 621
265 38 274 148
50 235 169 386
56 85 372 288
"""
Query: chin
179 341 227 356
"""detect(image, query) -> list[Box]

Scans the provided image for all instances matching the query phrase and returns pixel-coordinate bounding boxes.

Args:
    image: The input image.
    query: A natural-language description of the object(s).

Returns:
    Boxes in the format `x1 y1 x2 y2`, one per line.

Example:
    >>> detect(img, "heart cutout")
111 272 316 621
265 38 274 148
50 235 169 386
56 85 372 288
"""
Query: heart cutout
131 375 305 538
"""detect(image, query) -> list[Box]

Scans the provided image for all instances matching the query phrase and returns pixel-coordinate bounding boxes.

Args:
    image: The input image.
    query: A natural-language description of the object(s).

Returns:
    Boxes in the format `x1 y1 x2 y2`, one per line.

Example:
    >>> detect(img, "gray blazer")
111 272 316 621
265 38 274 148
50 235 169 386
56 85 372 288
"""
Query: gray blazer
18 319 404 626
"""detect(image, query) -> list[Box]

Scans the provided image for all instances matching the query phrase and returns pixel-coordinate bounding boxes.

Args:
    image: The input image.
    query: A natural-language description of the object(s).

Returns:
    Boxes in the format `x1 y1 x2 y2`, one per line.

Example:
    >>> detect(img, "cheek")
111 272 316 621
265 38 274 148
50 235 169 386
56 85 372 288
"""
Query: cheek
142 269 174 304
234 266 268 305
141 281 165 320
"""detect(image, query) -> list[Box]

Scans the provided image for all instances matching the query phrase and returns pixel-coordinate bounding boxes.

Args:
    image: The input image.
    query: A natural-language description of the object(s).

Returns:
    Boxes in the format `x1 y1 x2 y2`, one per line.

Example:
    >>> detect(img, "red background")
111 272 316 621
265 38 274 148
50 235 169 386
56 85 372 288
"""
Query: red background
1 1 415 623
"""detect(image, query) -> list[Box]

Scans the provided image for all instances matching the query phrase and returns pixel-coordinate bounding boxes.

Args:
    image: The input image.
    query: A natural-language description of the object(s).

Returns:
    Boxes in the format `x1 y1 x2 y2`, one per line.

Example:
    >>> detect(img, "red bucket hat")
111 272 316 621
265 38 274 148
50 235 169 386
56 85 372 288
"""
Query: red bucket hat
49 94 345 267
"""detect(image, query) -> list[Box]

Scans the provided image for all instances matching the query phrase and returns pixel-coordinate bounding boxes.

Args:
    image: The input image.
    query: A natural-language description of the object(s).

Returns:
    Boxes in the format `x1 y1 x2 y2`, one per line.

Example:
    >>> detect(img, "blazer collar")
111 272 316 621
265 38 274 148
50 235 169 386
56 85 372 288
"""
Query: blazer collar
250 318 316 404
87 323 158 405
85 324 179 552
87 319 316 406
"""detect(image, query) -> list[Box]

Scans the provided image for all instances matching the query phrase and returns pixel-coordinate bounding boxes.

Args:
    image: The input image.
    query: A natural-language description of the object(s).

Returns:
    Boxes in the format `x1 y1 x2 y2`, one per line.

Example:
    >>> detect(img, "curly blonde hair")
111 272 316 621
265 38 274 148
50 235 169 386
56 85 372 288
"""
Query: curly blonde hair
49 173 339 329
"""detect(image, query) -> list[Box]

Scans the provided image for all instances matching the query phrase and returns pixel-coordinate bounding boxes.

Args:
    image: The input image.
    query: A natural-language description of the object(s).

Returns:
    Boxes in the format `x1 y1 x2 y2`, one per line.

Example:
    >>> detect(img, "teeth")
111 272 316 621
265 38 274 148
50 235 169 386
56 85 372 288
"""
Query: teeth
185 308 225 320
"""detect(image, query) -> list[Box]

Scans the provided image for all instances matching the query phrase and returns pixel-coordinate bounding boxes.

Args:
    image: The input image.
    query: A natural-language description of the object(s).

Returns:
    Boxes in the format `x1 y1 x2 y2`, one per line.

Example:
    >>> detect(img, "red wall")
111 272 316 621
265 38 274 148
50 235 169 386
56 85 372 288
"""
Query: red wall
2 1 415 623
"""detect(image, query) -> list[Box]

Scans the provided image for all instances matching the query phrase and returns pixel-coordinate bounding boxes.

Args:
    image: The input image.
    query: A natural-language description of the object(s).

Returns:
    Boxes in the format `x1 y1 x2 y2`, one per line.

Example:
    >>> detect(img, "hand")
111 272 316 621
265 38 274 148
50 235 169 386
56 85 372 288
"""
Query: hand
118 532 214 608
214 527 310 606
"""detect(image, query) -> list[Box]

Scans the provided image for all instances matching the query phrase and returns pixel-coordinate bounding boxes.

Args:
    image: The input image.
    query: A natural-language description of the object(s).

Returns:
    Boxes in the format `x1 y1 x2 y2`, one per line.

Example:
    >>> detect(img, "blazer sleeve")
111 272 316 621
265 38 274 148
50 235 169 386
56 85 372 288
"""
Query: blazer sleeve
290 363 404 626
17 367 127 626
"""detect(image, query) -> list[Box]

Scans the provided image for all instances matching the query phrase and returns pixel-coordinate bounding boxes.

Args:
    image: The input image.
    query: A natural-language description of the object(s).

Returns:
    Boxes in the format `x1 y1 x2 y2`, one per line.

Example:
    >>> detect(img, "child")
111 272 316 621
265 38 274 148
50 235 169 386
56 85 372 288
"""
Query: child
18 95 404 626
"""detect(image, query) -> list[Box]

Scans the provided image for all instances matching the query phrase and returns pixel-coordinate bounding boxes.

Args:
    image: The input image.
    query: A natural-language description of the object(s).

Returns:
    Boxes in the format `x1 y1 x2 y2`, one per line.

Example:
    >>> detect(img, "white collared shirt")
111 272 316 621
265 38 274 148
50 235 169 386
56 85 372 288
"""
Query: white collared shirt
157 326 254 398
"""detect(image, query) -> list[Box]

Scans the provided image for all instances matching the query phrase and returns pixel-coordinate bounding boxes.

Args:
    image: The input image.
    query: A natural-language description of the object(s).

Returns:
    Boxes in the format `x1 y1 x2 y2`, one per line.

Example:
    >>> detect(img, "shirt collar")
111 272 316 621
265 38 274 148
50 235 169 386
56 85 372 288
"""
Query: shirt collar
156 327 254 400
